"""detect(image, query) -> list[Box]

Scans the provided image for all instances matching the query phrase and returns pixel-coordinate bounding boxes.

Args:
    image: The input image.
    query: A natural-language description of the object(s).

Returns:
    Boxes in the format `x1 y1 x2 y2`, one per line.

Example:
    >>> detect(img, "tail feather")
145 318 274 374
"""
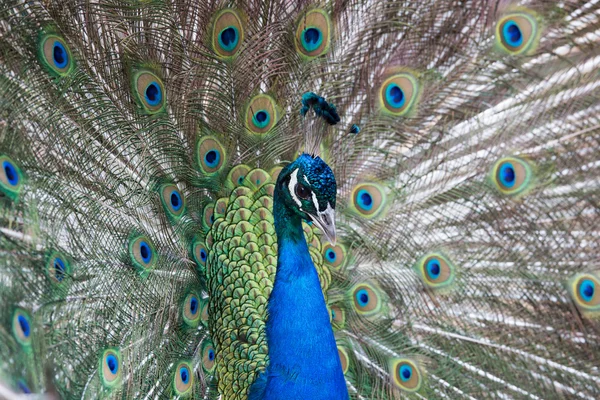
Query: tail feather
0 0 599 398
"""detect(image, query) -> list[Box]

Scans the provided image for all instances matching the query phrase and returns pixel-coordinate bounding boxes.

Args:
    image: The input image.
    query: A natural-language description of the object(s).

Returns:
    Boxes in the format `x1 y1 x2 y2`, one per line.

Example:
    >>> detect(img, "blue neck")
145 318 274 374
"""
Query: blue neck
249 191 348 399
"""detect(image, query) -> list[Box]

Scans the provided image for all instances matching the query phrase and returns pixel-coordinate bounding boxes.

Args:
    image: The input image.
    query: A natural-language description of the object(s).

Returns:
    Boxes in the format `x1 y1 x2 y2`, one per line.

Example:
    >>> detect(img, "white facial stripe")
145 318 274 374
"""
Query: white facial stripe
288 168 302 207
311 190 320 212
303 173 322 212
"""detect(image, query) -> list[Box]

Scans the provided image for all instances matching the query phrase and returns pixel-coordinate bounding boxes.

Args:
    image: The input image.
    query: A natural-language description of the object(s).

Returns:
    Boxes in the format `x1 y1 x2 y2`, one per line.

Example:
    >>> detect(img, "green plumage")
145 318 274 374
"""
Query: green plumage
206 168 330 398
0 0 599 399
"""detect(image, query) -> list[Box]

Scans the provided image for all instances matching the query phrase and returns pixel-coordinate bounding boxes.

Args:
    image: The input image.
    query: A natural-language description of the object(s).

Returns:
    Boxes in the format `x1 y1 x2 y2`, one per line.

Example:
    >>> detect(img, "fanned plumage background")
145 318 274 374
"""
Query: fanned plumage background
0 0 599 398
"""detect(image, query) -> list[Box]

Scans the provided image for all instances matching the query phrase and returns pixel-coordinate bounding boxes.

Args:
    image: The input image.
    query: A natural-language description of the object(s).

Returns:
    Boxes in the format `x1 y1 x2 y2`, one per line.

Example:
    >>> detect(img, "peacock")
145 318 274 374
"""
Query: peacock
0 0 599 398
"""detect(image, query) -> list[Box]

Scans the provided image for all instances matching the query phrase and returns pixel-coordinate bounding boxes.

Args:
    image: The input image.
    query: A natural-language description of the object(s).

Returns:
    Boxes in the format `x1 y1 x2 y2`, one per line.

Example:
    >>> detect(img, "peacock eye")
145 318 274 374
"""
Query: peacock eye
295 183 311 199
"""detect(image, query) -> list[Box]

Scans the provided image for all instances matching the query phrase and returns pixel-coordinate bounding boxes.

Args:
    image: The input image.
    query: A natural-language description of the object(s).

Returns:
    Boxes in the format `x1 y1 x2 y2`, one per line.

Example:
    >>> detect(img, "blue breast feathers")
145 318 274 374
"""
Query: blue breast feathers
249 229 348 400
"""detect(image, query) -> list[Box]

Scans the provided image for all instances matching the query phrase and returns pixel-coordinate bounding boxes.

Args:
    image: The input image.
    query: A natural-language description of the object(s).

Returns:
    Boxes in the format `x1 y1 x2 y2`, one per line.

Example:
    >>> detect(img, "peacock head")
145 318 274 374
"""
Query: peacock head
275 154 337 243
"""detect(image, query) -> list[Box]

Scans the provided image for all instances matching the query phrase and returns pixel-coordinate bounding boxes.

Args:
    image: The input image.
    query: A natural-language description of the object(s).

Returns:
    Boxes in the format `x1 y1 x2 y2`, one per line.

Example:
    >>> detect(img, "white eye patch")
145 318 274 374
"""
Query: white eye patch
310 188 320 212
289 169 324 214
288 168 302 207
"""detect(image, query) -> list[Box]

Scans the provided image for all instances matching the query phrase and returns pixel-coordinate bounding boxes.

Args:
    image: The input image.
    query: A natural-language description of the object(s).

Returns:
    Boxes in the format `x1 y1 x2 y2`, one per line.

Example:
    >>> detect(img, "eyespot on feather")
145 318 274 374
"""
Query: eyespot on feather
351 282 383 316
322 243 347 269
490 156 533 196
12 309 32 347
202 204 215 229
245 95 279 135
337 346 349 374
129 235 157 272
330 305 346 329
38 32 74 76
243 169 271 190
160 184 186 220
212 9 244 58
496 10 540 55
191 239 208 273
173 361 193 395
182 292 201 328
379 72 420 116
214 197 228 218
132 71 166 114
46 252 70 284
0 156 24 200
100 349 122 388
295 9 331 58
390 358 423 392
196 136 226 174
568 274 600 314
227 164 251 188
415 253 456 289
349 183 388 219
201 340 216 373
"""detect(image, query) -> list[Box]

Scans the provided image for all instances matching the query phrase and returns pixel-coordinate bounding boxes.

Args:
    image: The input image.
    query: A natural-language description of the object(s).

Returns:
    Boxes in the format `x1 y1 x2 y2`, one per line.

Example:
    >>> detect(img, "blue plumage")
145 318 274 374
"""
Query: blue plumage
219 27 239 51
106 354 118 374
385 84 405 108
426 258 441 280
580 280 595 302
498 162 516 188
3 160 19 186
170 190 182 211
250 155 347 399
205 150 220 168
53 258 66 281
180 366 189 384
301 28 322 52
52 41 68 68
252 110 271 129
139 241 152 263
144 82 162 106
17 315 30 338
502 21 523 47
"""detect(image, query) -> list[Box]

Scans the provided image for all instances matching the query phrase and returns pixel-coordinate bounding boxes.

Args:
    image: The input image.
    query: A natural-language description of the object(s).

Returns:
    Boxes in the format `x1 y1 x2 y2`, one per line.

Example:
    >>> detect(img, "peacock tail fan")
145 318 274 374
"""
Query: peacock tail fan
0 0 599 399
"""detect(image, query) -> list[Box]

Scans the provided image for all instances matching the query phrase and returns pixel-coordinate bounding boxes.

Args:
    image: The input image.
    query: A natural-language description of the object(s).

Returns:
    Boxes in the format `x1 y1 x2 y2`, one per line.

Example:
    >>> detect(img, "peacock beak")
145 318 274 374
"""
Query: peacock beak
308 203 336 245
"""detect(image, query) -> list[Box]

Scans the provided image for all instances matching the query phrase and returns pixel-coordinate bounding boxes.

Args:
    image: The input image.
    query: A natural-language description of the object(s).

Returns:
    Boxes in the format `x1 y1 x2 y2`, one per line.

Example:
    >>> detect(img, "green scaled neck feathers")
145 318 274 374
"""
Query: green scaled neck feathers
249 154 348 399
